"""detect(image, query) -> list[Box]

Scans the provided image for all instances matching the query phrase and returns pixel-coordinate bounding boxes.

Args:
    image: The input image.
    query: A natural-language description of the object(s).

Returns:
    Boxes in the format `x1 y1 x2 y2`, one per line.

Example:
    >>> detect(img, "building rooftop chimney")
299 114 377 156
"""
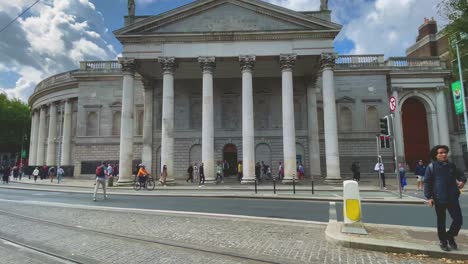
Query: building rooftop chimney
416 17 438 41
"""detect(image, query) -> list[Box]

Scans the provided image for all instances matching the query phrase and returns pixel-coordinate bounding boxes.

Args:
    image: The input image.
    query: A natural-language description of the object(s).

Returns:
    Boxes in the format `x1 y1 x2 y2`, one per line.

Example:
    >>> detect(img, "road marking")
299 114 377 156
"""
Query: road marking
329 202 337 223
0 198 328 226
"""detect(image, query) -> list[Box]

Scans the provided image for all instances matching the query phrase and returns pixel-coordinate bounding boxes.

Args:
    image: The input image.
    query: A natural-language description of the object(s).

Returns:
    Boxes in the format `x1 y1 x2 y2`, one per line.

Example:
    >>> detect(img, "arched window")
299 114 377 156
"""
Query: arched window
317 107 324 131
339 107 352 131
86 112 98 136
112 111 121 136
366 106 379 131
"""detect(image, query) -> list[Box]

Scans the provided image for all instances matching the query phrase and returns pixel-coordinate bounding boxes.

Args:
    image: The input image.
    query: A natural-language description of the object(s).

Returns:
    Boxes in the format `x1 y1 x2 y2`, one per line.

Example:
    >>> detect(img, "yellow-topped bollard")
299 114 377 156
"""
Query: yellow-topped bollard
343 180 362 224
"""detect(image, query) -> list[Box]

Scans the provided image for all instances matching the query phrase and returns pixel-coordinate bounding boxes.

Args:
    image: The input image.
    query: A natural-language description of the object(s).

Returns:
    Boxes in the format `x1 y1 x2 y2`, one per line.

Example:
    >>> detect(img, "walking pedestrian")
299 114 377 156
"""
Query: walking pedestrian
424 145 466 251
216 161 224 184
278 162 284 180
237 161 242 182
193 163 199 184
48 166 56 183
223 160 229 177
2 165 10 184
57 167 64 184
32 167 39 183
199 163 205 186
351 162 360 182
93 162 107 201
160 165 167 187
374 158 386 189
255 162 261 183
106 163 113 179
40 165 47 180
298 163 305 180
186 164 194 183
398 163 407 191
414 160 426 191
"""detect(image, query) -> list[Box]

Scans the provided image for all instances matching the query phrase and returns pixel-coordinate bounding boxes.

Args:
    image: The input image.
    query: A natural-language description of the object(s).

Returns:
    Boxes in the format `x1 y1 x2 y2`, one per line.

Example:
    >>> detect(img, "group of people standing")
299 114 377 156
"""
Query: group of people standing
30 165 64 183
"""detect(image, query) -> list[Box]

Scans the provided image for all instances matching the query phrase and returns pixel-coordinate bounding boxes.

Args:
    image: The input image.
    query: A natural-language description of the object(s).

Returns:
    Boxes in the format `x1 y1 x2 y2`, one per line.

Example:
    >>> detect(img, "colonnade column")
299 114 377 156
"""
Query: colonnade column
280 54 297 182
46 103 57 166
436 87 451 147
240 55 256 184
159 57 176 183
199 57 216 183
321 53 341 181
36 106 47 166
117 58 136 184
142 79 154 174
306 78 321 177
61 99 72 166
391 87 405 162
29 110 39 166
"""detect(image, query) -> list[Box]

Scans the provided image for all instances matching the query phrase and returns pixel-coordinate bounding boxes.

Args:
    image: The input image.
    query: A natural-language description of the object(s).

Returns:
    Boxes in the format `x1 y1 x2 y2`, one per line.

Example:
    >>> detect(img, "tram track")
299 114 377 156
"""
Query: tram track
0 208 285 264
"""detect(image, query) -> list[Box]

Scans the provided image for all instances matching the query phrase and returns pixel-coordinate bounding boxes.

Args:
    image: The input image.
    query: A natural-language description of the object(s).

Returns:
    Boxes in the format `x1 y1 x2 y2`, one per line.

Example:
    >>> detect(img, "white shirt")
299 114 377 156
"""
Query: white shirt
374 163 384 173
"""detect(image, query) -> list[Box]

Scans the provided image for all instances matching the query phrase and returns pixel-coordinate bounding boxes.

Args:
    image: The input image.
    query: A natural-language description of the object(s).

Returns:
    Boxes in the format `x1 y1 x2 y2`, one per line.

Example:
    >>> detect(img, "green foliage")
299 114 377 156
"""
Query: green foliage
0 93 31 152
439 0 468 79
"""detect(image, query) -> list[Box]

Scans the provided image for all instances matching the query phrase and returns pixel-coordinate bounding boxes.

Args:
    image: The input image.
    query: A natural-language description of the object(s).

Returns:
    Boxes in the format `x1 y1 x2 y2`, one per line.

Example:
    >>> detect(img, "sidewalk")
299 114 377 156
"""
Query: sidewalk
326 222 468 261
2 175 428 203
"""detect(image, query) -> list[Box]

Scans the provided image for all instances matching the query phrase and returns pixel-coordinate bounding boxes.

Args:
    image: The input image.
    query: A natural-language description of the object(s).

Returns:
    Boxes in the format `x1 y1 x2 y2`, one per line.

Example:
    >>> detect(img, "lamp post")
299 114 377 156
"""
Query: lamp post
455 40 468 149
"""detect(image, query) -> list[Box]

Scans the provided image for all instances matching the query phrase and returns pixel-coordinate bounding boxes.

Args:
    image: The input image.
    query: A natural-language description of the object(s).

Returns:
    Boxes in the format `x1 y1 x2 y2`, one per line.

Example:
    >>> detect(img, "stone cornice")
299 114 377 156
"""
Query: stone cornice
116 30 340 44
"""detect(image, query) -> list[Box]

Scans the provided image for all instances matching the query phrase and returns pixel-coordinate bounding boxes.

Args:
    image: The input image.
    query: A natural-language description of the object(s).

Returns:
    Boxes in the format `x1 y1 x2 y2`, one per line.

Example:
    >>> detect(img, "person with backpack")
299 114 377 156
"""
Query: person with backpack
424 145 466 251
32 167 40 183
93 161 107 201
48 166 56 183
414 160 426 191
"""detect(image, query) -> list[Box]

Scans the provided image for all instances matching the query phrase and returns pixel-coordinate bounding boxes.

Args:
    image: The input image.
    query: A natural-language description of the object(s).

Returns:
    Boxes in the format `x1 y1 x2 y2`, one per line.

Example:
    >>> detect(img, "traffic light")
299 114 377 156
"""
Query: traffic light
379 136 391 149
380 116 389 136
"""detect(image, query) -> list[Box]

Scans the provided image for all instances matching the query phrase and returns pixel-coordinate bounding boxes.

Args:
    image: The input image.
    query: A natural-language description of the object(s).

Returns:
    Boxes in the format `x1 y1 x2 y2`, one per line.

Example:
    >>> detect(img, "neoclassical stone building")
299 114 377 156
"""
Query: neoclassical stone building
28 0 456 183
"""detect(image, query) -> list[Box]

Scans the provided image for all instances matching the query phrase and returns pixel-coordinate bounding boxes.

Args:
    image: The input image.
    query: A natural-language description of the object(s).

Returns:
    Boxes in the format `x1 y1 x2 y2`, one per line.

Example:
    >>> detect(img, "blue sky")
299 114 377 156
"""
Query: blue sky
0 0 443 101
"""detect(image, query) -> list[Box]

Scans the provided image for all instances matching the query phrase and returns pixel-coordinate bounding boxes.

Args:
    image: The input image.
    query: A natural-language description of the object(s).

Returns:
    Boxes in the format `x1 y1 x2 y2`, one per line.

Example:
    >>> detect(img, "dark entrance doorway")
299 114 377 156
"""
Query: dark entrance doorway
223 144 238 176
402 98 430 170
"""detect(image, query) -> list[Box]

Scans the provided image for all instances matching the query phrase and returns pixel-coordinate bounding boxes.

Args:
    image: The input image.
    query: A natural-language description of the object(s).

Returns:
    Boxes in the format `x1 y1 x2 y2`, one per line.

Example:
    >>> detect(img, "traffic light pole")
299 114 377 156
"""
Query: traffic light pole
390 114 402 199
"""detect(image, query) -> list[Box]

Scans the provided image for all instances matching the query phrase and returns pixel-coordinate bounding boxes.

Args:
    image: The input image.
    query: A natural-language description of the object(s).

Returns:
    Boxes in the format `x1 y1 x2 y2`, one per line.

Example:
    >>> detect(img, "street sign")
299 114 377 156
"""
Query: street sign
452 81 464 115
389 96 397 112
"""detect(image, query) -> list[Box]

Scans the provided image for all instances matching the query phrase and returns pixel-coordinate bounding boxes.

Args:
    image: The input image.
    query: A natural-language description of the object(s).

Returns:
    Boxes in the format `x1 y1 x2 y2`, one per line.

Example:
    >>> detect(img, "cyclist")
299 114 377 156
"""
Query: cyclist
137 164 150 188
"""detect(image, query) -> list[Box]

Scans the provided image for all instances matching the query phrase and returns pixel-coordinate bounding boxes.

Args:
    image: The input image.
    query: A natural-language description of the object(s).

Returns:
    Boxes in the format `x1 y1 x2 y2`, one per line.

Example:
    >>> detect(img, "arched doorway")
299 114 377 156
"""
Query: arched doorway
223 144 238 176
402 98 430 170
255 144 272 168
189 144 202 166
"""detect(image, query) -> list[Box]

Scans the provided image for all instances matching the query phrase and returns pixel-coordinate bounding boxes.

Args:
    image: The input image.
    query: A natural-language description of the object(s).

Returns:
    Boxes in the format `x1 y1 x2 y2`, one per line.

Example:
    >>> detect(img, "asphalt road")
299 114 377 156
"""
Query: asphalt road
0 188 466 229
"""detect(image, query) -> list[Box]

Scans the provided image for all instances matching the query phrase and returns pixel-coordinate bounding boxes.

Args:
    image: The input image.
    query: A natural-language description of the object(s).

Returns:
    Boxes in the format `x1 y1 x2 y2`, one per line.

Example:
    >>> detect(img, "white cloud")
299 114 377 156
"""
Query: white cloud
0 0 117 101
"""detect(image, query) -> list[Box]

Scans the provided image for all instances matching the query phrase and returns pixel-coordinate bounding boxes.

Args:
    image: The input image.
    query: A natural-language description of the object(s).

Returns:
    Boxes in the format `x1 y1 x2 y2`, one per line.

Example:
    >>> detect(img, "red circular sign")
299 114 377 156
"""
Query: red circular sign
389 96 397 112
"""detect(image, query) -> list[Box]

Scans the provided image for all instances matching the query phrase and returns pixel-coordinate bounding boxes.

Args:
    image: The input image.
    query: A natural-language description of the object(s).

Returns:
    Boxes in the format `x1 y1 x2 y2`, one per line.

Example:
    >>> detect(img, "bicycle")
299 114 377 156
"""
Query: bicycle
133 175 155 191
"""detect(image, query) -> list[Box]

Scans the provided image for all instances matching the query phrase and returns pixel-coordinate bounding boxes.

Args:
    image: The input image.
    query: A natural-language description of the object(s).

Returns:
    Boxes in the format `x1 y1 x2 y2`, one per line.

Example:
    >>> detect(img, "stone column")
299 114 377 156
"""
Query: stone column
436 87 451 147
240 55 256 184
61 99 72 166
117 58 136 184
392 87 405 162
28 110 39 166
321 53 341 181
280 54 297 183
159 57 176 183
142 79 154 174
306 78 321 178
199 56 216 183
36 106 47 166
46 103 57 166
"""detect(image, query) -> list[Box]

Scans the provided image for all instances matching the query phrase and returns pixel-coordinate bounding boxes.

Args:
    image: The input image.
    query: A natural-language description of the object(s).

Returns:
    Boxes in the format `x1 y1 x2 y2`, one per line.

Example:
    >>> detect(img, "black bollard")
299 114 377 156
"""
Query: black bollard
254 179 258 194
273 178 276 194
311 180 314 195
293 177 296 194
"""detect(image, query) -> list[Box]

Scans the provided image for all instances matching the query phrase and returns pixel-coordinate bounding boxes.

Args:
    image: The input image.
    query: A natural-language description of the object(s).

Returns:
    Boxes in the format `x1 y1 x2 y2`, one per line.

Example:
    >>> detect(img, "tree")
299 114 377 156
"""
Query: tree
0 93 31 159
439 0 468 79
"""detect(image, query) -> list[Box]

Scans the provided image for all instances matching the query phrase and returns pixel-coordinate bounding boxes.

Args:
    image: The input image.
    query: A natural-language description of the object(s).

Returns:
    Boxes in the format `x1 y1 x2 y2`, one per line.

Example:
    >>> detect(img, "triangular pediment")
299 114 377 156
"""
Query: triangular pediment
115 0 341 36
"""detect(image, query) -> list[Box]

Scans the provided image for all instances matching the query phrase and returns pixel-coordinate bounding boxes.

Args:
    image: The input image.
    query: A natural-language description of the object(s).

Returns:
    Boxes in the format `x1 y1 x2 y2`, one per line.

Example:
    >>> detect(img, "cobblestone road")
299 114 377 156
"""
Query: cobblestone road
0 201 446 264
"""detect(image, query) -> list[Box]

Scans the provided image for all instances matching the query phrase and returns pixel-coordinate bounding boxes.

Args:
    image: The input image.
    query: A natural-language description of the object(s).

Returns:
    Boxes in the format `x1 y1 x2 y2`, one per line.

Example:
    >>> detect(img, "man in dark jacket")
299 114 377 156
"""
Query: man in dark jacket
424 145 466 251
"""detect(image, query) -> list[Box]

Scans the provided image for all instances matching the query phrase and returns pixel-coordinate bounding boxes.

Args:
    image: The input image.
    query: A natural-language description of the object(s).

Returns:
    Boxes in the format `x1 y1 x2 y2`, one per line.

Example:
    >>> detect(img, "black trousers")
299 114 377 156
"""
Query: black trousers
353 172 360 181
199 173 205 185
435 200 463 241
378 173 386 187
186 172 193 182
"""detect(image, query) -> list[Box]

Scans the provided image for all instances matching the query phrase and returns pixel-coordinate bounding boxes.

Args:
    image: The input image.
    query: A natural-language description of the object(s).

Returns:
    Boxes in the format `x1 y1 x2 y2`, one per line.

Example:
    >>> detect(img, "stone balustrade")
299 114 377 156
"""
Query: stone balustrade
336 55 384 68
386 56 445 68
336 55 445 70
35 71 77 92
79 61 122 72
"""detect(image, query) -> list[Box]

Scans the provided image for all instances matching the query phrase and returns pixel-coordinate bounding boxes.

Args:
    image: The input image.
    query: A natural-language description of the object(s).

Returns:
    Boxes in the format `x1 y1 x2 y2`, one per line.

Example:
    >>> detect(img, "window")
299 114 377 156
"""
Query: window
339 107 352 131
137 110 144 135
86 112 98 136
112 111 121 136
366 106 379 131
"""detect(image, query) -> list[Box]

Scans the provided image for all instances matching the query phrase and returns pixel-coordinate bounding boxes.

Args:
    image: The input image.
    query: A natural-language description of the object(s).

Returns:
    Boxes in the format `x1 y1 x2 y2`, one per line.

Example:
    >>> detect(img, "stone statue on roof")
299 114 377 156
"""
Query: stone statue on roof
320 0 329 11
128 0 135 16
